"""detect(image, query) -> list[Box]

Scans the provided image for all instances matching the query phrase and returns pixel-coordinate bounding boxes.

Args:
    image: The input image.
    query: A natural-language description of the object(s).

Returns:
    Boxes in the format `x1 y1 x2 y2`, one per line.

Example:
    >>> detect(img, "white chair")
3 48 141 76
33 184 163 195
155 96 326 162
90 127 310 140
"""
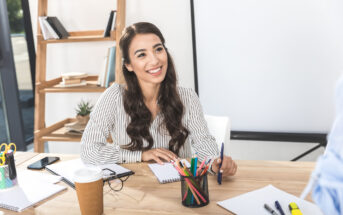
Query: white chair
204 115 231 156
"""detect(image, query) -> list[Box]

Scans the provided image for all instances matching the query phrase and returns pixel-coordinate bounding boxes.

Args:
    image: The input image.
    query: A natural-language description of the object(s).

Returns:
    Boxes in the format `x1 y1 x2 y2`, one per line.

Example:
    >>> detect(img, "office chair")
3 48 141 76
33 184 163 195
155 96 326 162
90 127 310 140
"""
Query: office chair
204 115 231 156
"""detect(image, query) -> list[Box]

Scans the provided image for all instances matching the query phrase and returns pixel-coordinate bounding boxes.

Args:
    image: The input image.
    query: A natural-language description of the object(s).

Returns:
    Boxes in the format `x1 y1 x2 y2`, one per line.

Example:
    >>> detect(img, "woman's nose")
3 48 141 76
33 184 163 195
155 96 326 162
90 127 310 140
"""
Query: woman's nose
148 53 159 65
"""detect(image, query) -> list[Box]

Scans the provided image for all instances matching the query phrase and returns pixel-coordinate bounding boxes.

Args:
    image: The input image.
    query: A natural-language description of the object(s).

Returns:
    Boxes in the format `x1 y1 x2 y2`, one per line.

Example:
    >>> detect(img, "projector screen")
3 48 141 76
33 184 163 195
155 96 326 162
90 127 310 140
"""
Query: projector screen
194 0 343 133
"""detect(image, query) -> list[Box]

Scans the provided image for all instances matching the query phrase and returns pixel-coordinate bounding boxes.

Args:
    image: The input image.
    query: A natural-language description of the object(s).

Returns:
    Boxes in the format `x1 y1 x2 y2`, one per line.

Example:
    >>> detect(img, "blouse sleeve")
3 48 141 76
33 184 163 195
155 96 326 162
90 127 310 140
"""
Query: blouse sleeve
183 88 220 164
80 85 142 165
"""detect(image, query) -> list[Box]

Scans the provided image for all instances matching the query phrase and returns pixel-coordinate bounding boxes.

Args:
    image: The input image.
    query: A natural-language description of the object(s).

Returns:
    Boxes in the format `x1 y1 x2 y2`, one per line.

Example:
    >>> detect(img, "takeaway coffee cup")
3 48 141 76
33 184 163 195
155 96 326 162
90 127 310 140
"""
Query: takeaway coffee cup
74 167 103 215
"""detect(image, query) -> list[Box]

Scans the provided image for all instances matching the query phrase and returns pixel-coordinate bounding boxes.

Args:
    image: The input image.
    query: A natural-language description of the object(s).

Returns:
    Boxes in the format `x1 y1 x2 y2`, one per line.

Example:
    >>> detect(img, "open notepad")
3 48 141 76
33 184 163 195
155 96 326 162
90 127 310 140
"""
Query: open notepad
217 185 324 215
148 160 190 184
45 158 134 188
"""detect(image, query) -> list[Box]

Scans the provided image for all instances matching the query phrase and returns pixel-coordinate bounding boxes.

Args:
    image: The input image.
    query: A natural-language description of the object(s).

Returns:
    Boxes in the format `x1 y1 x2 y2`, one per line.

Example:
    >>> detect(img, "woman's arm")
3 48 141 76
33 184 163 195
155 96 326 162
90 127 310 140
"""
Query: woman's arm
80 85 142 165
185 88 237 176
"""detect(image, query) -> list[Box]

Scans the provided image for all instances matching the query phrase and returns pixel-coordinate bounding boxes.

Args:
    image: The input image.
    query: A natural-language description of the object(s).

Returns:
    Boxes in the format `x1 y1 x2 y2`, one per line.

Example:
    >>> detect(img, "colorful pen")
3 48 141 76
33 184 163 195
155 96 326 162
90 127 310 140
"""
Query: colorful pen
217 142 224 185
275 200 285 215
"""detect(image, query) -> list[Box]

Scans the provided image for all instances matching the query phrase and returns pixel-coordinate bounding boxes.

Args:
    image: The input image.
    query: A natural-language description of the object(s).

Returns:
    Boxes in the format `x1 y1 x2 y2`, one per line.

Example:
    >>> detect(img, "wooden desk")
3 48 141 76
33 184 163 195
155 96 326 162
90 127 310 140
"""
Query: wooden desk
4 153 316 215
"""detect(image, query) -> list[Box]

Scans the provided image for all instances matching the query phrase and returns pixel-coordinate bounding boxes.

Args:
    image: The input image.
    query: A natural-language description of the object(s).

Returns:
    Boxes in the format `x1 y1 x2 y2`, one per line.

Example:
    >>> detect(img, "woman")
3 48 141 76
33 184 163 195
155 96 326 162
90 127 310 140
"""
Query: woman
81 22 237 177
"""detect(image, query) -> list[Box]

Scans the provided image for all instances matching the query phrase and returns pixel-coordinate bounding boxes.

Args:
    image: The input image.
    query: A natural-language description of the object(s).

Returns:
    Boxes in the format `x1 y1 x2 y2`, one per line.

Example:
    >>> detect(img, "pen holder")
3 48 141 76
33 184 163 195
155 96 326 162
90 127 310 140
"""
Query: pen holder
0 164 18 190
181 172 209 208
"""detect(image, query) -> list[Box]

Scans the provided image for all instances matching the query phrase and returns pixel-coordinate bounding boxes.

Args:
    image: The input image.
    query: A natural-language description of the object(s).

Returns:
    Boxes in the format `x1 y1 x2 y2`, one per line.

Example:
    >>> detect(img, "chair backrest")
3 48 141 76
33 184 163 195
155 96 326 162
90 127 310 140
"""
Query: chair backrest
204 115 231 156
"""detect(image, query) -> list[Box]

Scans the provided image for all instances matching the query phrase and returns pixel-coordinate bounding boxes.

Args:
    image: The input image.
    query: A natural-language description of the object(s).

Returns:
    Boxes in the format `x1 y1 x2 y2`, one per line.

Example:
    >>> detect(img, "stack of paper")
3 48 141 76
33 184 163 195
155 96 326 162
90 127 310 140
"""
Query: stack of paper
217 185 323 215
0 170 65 212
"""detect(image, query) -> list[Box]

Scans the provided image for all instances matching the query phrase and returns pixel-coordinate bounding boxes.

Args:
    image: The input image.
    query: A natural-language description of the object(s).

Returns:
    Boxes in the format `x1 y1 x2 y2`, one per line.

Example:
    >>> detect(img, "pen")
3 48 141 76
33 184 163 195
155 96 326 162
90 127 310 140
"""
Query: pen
264 203 279 215
217 142 224 185
275 200 285 215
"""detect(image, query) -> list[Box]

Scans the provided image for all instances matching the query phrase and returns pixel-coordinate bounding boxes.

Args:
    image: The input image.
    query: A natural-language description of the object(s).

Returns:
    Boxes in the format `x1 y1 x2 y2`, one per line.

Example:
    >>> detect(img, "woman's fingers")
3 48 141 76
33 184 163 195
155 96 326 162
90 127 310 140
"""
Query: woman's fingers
157 148 178 160
211 156 237 176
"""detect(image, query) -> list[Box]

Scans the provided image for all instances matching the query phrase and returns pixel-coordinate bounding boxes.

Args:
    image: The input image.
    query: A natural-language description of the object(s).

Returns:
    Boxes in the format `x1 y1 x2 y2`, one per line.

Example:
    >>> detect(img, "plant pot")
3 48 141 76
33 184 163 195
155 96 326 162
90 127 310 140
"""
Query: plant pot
76 115 90 125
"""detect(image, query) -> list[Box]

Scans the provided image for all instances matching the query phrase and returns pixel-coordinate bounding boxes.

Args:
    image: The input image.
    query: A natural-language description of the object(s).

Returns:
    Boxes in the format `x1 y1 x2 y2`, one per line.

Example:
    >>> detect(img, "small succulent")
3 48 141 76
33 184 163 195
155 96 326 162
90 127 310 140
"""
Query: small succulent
76 100 93 116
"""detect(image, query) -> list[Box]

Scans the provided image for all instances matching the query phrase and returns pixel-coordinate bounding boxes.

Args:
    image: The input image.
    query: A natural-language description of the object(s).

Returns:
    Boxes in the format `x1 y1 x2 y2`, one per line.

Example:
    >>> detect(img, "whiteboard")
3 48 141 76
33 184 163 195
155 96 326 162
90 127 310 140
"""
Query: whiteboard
194 0 343 133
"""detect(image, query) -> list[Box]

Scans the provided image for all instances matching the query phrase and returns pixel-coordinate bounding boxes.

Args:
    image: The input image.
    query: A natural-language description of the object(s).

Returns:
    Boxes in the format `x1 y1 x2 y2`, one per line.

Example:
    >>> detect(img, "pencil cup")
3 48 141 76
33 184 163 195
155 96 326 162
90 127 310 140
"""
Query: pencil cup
74 167 103 215
181 172 209 208
0 164 18 190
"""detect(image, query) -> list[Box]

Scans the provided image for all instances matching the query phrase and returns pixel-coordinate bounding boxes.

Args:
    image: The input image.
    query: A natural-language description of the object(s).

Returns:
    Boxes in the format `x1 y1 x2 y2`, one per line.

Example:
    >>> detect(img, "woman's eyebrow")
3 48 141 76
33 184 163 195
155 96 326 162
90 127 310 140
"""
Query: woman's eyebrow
134 49 145 55
153 43 163 48
134 43 163 55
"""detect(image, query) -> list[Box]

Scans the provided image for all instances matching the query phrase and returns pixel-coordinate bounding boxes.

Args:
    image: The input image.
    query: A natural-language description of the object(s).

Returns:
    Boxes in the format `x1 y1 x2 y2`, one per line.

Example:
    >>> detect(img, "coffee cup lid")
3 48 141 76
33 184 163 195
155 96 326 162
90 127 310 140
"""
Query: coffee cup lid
74 167 103 183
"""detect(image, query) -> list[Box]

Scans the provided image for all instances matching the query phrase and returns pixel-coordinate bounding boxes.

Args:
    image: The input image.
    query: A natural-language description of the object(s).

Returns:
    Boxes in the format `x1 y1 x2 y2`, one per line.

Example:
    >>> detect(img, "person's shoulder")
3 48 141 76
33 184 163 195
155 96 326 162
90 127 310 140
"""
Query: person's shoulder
99 83 124 103
177 86 198 100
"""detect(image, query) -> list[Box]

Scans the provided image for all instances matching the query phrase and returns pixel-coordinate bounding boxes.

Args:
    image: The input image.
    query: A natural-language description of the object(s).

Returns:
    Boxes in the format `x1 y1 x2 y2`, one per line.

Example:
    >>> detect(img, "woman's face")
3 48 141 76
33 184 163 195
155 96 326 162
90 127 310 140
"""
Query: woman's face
125 33 168 88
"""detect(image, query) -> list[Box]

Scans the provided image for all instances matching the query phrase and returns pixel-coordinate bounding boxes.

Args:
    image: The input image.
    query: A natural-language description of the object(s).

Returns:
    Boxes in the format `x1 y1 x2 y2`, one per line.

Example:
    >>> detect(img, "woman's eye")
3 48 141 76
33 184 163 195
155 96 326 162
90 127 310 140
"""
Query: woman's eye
137 53 145 58
156 47 164 52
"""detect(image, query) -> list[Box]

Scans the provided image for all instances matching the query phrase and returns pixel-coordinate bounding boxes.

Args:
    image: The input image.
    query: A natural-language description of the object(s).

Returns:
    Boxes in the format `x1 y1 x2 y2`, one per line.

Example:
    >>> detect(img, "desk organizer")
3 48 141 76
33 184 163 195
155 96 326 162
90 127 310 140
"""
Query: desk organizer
181 172 209 208
0 164 18 189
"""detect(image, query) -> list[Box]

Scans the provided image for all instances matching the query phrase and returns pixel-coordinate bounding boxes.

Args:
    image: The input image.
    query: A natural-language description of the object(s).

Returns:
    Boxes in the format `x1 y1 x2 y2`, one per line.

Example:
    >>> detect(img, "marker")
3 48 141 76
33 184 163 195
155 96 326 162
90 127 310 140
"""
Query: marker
275 200 285 215
289 202 303 215
217 143 224 184
264 203 279 215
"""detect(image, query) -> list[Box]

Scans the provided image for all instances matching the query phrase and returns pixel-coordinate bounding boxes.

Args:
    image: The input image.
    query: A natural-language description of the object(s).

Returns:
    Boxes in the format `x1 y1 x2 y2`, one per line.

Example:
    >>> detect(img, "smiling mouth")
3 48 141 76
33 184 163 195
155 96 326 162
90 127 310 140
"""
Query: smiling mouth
147 67 162 75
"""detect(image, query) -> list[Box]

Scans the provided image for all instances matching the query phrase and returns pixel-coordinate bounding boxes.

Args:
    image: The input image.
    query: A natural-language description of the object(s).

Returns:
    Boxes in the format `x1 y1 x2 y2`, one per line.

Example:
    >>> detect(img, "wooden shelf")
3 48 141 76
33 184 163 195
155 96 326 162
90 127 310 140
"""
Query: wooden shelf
35 118 113 143
34 0 125 152
38 30 116 44
35 118 82 142
37 75 106 93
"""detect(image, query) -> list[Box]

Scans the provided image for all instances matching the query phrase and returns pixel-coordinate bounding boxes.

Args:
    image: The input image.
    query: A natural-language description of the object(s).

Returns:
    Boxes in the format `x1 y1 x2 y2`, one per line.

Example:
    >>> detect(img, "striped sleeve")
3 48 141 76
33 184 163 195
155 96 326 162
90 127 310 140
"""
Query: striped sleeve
182 88 220 164
80 84 142 165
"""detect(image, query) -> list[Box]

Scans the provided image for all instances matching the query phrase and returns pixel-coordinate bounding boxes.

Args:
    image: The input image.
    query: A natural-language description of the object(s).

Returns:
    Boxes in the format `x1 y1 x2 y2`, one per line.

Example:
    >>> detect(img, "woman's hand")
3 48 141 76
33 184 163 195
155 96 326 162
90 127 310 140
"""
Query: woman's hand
141 148 178 164
211 156 237 176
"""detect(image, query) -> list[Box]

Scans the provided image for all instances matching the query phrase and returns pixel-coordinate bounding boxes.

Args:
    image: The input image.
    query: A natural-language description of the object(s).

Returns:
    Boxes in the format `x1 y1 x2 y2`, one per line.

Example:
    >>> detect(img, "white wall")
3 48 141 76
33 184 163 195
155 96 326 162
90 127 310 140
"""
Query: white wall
29 0 194 153
195 0 343 133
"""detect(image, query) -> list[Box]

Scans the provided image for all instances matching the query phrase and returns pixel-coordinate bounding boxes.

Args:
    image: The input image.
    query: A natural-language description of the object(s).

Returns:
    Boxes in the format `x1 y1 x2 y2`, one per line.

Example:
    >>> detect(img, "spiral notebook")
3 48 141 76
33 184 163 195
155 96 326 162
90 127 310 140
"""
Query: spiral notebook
148 160 190 184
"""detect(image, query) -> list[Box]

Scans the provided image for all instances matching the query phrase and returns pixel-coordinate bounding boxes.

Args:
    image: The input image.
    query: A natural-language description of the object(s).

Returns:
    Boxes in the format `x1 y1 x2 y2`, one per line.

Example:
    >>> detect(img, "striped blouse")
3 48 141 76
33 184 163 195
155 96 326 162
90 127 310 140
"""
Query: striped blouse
80 83 219 165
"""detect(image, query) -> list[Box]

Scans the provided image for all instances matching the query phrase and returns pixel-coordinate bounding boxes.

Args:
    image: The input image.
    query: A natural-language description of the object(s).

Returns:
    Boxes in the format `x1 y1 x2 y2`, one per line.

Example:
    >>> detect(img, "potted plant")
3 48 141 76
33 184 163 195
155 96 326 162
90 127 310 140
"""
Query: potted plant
75 100 93 125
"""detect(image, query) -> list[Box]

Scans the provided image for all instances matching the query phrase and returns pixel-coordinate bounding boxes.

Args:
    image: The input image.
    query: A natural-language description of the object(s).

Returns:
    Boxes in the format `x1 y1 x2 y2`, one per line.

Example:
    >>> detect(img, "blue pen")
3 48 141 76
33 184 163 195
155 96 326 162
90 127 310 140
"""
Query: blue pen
275 200 285 215
217 142 224 185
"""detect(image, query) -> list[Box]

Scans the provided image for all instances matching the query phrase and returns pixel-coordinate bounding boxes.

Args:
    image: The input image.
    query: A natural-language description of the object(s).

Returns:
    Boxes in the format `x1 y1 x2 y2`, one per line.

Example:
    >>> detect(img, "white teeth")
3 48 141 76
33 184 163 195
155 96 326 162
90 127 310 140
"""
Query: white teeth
148 67 161 74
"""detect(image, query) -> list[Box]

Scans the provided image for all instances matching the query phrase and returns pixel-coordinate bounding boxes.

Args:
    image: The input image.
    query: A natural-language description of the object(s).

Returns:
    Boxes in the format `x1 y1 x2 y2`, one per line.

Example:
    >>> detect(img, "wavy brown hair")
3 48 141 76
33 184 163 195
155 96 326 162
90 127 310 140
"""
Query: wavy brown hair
119 22 189 155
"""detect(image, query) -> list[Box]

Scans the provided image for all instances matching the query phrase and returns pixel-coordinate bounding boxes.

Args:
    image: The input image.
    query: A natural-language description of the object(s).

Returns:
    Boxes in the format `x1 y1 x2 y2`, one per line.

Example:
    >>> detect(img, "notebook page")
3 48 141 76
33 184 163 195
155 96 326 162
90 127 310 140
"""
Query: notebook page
217 184 323 215
148 160 190 184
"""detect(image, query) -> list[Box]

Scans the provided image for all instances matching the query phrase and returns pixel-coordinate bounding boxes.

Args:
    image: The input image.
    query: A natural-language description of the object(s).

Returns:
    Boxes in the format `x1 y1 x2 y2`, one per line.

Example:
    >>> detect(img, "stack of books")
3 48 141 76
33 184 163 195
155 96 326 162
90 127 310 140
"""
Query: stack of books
58 73 88 87
38 16 69 40
98 45 116 87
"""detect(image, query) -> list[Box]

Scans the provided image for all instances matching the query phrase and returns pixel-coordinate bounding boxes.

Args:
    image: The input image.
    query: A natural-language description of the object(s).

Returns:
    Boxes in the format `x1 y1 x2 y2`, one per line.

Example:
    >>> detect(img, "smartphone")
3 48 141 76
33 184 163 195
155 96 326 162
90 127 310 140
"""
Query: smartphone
27 156 60 170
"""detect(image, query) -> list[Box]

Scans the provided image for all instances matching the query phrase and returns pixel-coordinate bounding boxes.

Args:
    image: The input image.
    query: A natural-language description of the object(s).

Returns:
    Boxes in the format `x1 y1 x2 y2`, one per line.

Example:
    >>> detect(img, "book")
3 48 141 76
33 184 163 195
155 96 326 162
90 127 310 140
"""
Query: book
45 158 134 188
105 46 116 87
57 80 87 88
0 171 66 212
46 16 69 39
98 48 110 86
103 10 116 37
39 17 59 40
148 160 190 184
62 78 82 85
38 16 58 40
61 72 88 79
217 185 323 215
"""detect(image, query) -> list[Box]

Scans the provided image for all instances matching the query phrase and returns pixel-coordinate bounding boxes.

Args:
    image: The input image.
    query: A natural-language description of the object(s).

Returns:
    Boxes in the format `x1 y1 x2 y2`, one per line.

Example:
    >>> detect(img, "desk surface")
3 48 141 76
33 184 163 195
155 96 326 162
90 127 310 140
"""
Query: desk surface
5 153 316 215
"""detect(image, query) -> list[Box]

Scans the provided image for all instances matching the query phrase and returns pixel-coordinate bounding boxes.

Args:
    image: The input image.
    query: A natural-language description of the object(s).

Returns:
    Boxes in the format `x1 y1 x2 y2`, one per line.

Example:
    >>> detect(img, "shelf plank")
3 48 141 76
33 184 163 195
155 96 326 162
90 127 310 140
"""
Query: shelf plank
39 75 107 93
37 118 82 142
38 30 116 44
36 118 113 143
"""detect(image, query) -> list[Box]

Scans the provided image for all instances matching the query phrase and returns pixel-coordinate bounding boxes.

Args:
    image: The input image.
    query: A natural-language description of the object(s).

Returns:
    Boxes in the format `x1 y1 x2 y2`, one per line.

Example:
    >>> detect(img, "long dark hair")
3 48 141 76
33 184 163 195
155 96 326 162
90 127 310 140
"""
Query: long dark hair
119 22 189 155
